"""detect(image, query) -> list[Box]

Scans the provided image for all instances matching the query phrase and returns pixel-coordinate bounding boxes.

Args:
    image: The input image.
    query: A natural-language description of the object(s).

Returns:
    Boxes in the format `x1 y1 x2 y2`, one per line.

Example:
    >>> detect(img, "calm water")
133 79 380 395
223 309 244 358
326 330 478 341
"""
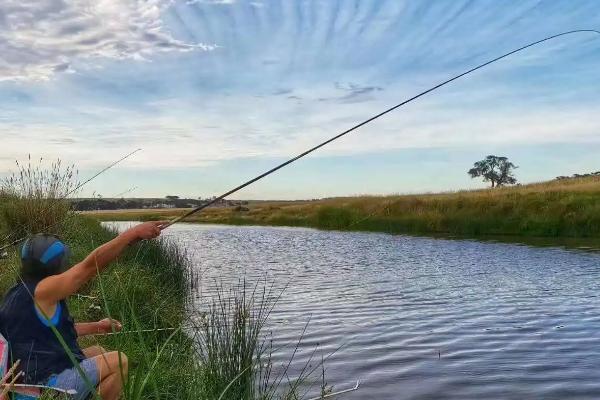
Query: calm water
112 222 600 399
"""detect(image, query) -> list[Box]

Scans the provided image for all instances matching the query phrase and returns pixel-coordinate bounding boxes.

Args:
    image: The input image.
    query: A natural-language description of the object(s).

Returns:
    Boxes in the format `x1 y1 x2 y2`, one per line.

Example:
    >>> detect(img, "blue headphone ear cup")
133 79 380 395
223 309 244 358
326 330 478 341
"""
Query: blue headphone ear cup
20 238 31 259
60 245 71 271
20 234 69 279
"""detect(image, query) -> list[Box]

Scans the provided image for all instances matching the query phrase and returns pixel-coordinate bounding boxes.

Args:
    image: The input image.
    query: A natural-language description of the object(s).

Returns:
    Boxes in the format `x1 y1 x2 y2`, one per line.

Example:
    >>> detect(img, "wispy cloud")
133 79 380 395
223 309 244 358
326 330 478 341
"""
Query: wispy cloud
1 0 599 197
186 0 236 5
0 0 214 81
330 82 384 103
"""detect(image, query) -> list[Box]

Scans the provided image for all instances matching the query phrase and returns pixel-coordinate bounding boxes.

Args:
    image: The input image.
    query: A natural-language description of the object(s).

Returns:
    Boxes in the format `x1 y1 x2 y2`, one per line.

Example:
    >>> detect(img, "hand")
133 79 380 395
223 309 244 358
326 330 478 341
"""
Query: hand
128 221 167 241
97 318 122 334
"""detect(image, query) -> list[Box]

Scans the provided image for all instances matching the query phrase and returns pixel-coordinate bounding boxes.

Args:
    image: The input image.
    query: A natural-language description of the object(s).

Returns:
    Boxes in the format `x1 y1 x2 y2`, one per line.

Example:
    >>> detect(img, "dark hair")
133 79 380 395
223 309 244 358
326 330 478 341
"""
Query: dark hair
20 234 71 282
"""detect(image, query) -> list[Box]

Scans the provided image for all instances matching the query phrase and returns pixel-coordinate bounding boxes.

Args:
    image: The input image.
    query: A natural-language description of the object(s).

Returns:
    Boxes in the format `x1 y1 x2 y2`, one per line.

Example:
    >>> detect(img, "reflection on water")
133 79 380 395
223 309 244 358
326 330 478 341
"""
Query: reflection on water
109 222 600 399
431 233 600 253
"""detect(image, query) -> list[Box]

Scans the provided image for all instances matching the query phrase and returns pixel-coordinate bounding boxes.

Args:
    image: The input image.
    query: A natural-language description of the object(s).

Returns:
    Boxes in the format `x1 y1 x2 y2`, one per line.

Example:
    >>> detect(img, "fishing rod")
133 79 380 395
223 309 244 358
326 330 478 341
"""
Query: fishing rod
96 327 177 336
67 149 142 198
162 29 600 229
113 185 139 199
0 149 142 252
0 360 77 396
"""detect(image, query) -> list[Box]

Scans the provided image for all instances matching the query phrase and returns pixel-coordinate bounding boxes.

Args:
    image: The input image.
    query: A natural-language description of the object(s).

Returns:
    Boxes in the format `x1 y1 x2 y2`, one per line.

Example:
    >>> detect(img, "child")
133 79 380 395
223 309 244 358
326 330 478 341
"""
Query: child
0 221 165 400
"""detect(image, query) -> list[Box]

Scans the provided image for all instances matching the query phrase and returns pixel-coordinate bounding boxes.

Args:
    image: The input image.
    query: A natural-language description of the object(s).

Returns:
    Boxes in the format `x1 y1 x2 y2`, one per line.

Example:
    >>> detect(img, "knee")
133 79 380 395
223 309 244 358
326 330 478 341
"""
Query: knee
102 351 128 376
83 345 107 358
112 352 128 375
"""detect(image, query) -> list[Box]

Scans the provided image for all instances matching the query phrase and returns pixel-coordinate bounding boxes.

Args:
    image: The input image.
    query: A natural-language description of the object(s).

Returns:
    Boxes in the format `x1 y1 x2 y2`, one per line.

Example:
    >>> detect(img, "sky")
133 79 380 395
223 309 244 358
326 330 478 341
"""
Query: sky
0 0 599 200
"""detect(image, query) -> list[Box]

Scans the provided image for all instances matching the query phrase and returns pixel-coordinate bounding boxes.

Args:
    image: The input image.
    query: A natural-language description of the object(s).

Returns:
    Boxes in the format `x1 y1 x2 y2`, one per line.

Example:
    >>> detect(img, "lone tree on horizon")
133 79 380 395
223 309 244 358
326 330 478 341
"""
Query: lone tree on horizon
468 155 518 188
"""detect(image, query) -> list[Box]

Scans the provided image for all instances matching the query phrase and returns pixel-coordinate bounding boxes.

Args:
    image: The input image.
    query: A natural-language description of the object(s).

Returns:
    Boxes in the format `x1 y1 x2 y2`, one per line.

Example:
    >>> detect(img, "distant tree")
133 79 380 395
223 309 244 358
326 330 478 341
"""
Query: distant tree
468 155 518 188
165 195 179 200
556 171 600 181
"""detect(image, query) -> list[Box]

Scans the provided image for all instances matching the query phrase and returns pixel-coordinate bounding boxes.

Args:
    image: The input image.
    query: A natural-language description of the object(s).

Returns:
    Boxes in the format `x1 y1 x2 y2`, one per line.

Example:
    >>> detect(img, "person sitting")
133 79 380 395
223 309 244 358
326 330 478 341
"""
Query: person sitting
0 221 164 400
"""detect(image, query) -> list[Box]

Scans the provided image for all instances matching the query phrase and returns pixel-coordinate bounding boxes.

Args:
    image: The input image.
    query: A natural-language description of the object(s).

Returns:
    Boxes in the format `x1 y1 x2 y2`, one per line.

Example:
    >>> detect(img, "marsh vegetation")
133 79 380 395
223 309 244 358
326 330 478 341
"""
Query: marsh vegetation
0 160 321 399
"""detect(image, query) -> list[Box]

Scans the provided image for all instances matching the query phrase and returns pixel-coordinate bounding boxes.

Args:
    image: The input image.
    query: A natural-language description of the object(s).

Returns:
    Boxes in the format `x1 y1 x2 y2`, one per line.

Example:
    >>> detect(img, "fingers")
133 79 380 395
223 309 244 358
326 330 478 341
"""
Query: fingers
155 220 170 231
103 319 122 332
144 221 164 238
132 221 166 241
150 221 169 236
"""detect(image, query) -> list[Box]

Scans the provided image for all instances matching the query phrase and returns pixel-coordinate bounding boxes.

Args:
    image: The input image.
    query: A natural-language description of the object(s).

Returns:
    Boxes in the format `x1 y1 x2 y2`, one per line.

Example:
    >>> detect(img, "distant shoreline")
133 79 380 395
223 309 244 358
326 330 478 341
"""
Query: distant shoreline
86 175 600 244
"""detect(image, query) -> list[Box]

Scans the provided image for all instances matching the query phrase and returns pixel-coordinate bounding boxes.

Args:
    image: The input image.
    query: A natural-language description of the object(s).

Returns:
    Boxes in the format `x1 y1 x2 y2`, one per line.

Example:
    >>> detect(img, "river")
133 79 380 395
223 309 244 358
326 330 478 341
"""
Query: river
111 222 600 399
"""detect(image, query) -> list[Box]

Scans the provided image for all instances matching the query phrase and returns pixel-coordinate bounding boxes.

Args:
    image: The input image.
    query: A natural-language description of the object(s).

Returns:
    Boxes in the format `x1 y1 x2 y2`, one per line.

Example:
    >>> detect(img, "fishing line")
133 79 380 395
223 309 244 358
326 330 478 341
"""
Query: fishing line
162 29 600 229
112 185 139 199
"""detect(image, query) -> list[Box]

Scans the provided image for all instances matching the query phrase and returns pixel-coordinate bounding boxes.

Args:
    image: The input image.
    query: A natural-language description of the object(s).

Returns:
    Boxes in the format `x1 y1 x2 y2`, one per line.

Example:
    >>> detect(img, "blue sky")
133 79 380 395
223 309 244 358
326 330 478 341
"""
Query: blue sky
1 0 599 199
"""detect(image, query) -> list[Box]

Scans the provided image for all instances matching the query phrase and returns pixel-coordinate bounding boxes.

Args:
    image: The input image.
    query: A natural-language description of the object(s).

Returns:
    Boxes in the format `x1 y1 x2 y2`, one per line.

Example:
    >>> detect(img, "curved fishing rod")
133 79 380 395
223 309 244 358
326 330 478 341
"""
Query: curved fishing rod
160 29 599 228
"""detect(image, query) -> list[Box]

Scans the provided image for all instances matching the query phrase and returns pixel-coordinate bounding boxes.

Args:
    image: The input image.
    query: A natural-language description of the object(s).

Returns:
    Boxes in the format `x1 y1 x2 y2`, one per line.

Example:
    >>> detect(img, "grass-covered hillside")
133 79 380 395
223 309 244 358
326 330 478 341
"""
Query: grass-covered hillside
90 175 600 239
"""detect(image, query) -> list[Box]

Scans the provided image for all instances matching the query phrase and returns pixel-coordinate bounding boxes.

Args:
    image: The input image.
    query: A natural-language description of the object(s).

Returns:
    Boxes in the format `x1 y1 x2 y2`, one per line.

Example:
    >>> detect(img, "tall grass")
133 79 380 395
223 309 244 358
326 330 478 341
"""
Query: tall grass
192 281 280 399
91 175 600 239
0 157 78 240
0 159 323 399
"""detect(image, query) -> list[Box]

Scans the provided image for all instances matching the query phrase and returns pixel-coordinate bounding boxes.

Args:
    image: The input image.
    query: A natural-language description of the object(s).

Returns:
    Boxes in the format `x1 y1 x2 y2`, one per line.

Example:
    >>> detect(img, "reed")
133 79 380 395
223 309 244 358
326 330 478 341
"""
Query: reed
0 156 78 239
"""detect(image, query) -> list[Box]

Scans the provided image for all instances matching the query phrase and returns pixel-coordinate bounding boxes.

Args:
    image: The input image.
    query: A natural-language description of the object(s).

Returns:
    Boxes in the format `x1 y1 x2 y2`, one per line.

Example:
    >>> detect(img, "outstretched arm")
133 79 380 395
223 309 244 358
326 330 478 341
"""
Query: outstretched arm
35 221 165 313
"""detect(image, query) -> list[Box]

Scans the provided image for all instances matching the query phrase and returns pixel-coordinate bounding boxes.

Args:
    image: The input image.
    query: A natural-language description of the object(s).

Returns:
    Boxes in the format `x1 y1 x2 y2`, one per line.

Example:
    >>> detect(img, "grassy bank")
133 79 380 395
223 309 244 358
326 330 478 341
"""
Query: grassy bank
0 160 202 398
90 175 600 239
0 160 318 399
0 215 201 398
0 218 318 399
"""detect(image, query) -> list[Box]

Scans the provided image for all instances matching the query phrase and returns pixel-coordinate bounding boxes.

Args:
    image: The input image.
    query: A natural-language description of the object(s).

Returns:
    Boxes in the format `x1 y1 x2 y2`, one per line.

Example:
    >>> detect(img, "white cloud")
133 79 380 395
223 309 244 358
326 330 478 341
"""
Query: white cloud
0 0 215 81
186 0 235 4
1 91 599 172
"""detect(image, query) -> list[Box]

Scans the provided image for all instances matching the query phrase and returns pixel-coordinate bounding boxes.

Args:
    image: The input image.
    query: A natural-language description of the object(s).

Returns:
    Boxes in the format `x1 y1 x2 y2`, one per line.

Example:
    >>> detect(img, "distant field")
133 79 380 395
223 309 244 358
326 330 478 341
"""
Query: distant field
88 176 600 238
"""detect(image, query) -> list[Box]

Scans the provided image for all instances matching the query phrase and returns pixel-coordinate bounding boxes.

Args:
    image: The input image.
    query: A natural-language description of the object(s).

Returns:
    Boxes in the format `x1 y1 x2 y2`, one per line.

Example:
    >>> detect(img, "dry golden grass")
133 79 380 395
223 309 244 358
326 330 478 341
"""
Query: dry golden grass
88 176 600 238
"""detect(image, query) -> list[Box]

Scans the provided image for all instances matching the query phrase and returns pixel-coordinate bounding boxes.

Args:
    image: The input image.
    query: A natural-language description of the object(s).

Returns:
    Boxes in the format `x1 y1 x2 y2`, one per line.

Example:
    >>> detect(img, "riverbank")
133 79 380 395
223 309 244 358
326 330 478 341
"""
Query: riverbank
89 175 600 239
1 215 312 399
0 160 322 399
0 216 202 398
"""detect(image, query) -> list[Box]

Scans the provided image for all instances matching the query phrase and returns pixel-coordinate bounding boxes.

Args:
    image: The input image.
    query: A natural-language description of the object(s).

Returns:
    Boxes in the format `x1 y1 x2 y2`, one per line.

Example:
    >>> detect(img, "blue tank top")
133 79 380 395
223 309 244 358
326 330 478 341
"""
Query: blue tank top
0 280 84 384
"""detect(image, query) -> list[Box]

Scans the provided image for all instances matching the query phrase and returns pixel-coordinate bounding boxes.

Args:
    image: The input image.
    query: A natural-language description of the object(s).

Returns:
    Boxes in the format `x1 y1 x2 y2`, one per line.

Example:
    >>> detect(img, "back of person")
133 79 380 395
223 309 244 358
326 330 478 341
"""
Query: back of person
0 223 163 400
0 279 84 384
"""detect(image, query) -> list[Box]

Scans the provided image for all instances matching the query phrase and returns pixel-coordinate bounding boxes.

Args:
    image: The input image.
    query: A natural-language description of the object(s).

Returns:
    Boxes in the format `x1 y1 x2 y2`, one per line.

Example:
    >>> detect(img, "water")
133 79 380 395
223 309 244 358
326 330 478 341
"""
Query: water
111 222 600 399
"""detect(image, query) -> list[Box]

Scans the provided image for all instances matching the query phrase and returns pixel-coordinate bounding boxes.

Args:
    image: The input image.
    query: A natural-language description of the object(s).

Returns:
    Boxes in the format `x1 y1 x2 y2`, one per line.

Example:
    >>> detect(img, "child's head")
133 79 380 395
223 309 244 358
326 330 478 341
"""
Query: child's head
20 234 71 281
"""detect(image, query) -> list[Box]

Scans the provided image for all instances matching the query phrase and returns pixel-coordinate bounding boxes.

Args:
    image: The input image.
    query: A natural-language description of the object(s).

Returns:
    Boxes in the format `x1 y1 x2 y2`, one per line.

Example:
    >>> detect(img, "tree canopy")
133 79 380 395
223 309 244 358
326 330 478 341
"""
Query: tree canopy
468 155 518 188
